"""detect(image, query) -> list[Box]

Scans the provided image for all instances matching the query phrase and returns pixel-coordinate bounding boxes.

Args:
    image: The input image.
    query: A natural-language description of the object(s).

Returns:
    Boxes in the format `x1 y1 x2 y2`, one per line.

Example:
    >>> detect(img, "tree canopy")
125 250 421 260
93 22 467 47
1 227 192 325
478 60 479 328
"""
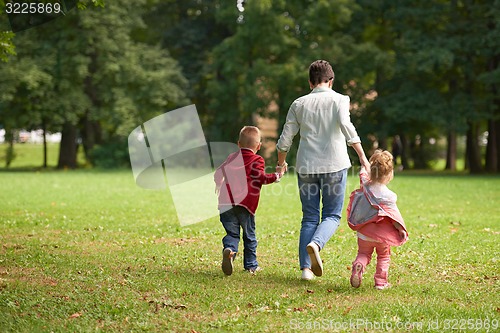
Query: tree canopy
1 0 499 173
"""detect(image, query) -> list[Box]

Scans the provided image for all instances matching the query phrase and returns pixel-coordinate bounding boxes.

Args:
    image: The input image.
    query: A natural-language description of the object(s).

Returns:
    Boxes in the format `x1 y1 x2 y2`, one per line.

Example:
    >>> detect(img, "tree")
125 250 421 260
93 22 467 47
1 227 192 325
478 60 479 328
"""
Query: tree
0 0 105 62
0 0 187 168
350 0 498 172
204 1 371 147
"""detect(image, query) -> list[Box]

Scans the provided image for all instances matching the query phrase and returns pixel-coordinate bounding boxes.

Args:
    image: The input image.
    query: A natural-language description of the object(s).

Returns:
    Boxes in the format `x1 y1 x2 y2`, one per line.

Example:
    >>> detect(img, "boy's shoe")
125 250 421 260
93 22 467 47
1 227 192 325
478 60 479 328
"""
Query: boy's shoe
301 268 315 281
306 242 323 276
350 262 363 288
222 248 235 276
375 283 391 290
246 266 262 275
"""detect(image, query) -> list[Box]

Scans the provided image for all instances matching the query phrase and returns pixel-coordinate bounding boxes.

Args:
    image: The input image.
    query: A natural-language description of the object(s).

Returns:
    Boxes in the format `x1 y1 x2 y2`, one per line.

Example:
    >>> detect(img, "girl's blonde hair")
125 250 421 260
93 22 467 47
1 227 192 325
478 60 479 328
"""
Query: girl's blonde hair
369 149 394 183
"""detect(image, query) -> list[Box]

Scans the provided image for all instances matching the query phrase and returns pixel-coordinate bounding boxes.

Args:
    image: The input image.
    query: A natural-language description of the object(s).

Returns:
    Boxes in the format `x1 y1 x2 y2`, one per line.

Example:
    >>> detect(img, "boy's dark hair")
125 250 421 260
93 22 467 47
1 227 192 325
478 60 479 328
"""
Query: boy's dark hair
309 60 335 86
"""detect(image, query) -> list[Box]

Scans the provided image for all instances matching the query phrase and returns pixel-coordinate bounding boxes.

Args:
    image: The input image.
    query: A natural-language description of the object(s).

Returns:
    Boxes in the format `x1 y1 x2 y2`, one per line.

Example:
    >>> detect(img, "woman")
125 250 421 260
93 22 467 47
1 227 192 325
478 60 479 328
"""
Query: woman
276 60 370 280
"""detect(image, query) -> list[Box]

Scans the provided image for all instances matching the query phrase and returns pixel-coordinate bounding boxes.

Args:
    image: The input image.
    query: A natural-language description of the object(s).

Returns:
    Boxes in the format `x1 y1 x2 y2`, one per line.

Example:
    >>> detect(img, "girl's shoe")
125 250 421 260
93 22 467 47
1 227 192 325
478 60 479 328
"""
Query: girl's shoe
375 283 391 290
222 248 235 276
350 262 363 288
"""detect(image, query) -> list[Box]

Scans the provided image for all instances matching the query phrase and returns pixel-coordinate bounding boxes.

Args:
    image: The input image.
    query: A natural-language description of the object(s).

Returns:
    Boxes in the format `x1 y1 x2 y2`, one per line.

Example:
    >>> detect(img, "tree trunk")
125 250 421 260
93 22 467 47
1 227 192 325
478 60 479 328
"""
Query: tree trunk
496 119 500 173
378 136 388 151
57 122 78 169
465 121 483 174
485 119 497 172
81 114 102 163
5 129 15 168
412 135 428 169
399 134 410 170
82 50 102 164
42 118 48 168
445 130 457 171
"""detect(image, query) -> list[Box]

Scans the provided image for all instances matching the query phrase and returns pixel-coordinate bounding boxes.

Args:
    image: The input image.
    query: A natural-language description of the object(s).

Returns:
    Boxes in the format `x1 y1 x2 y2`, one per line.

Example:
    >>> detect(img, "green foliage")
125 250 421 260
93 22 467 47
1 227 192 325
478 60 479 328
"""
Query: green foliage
76 0 104 10
0 0 105 62
89 140 130 169
0 0 187 168
0 31 15 62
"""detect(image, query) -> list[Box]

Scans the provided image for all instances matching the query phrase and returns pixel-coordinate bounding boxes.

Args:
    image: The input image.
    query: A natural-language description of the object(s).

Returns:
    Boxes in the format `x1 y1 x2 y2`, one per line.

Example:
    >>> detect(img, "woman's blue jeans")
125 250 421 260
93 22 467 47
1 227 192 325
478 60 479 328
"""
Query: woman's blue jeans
297 169 348 269
220 205 258 270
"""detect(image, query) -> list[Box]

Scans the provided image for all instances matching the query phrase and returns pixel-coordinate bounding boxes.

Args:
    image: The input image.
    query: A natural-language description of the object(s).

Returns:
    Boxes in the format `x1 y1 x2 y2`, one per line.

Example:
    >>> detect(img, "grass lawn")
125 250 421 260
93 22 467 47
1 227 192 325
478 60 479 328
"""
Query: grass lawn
0 146 499 332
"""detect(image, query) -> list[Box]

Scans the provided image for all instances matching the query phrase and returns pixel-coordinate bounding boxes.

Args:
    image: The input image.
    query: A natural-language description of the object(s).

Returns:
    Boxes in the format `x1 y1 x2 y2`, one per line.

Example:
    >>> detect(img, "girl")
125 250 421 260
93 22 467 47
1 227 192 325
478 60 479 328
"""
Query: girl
347 150 408 290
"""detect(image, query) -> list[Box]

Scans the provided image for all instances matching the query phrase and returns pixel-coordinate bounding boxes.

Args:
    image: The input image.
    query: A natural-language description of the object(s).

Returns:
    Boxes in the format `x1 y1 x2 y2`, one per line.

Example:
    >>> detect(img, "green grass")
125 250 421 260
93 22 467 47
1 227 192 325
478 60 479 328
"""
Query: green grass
0 146 499 332
0 143 87 169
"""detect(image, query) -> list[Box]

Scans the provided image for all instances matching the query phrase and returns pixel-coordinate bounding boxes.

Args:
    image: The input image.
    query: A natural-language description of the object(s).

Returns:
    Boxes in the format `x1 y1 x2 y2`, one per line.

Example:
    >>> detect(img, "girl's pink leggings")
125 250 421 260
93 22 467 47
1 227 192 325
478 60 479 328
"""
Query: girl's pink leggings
353 238 391 286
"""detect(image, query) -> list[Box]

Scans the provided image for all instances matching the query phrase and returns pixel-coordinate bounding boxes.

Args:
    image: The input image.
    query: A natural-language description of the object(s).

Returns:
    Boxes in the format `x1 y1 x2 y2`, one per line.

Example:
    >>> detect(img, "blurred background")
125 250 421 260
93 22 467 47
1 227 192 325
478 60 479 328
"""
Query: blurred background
0 0 499 173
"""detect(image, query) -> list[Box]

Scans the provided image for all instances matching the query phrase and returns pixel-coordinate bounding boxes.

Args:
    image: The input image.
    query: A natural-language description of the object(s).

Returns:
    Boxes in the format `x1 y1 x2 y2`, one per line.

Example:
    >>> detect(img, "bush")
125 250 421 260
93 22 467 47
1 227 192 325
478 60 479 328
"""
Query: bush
90 140 130 169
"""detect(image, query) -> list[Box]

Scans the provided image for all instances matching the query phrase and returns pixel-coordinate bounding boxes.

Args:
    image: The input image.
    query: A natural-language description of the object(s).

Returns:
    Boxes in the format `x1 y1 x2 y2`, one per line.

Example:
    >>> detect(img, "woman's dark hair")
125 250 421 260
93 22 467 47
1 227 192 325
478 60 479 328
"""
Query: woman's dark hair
309 60 335 86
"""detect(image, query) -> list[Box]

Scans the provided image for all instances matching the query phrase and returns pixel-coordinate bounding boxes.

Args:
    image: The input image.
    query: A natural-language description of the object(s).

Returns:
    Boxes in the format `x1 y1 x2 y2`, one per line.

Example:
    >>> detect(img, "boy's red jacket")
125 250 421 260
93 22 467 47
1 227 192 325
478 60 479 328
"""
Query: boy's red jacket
214 148 278 215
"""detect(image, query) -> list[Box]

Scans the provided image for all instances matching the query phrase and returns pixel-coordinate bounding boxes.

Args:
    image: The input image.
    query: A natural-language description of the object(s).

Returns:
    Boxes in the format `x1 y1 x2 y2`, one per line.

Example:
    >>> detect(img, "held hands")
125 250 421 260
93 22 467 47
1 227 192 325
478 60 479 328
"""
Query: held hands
274 162 288 183
276 162 288 176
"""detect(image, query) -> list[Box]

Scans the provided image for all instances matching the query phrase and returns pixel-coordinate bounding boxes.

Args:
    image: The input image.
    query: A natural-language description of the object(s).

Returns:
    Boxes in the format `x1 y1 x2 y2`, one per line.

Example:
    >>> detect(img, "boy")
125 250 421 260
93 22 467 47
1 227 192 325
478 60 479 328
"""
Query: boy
214 126 285 275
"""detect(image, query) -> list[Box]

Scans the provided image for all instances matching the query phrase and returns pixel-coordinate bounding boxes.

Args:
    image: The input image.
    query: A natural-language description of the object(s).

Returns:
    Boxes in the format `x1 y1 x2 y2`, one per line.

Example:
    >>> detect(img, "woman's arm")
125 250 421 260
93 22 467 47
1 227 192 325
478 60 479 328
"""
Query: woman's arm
351 142 370 171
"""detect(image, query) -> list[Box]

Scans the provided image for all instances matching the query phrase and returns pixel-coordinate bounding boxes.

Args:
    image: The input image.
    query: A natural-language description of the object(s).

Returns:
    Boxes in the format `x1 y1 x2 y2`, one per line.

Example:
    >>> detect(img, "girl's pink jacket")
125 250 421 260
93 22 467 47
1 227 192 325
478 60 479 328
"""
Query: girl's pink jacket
347 168 408 246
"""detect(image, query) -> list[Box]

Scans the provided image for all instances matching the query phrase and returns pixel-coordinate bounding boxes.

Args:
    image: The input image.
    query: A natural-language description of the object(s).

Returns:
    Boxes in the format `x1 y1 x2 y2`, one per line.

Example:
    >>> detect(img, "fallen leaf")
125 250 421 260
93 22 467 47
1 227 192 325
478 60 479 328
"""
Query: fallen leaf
429 224 438 228
306 289 314 294
450 221 461 226
343 306 353 315
306 303 316 308
293 307 304 312
69 312 82 319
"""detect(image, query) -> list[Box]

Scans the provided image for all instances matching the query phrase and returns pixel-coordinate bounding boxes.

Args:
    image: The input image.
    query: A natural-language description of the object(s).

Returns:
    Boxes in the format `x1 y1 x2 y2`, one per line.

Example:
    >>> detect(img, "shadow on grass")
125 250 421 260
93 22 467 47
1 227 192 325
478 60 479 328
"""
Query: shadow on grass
168 265 357 296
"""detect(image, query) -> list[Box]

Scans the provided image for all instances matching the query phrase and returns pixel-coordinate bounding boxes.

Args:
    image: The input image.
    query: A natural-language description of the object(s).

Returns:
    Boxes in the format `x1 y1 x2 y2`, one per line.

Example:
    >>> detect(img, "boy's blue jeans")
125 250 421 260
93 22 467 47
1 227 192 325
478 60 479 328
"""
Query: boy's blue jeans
220 205 258 270
298 169 348 270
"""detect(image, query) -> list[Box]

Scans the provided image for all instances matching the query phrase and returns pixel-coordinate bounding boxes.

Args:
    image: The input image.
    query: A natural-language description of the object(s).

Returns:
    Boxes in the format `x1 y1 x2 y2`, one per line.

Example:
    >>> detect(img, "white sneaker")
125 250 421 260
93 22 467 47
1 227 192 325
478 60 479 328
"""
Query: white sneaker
306 242 323 276
247 266 262 275
301 268 314 281
375 283 391 290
